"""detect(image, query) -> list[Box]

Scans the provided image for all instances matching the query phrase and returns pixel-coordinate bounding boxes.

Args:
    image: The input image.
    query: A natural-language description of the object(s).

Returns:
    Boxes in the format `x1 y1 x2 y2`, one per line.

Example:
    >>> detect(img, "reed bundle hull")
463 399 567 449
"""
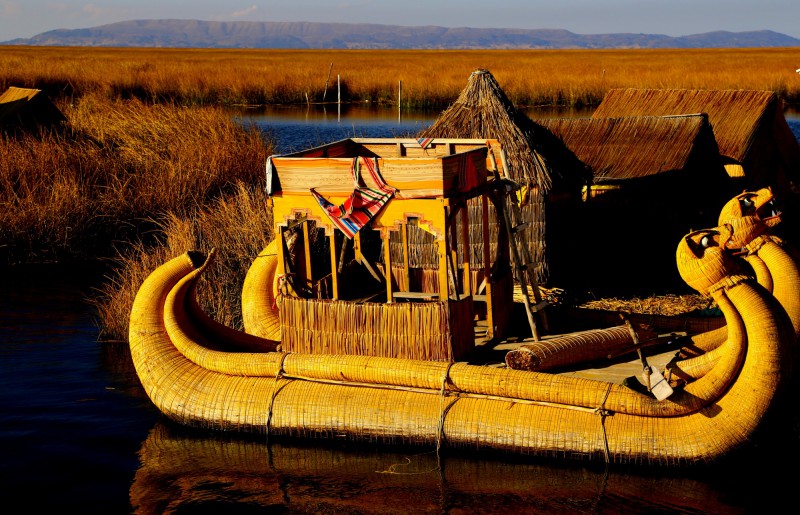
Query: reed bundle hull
128 230 794 466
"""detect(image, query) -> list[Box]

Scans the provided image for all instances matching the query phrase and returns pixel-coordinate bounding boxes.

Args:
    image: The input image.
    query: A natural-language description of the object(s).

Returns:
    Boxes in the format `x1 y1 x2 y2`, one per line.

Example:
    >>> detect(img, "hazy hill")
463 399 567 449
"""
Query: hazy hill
4 19 800 49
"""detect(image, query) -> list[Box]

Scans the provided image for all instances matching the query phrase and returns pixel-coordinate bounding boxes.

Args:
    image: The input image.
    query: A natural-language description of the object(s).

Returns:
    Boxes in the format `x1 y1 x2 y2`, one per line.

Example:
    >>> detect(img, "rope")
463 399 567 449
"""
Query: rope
265 352 291 442
706 274 751 297
594 382 613 464
435 362 455 460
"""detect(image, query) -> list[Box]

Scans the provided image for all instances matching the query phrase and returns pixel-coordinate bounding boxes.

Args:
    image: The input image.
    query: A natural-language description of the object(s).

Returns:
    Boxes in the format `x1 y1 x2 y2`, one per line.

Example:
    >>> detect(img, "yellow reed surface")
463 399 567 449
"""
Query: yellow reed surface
127 238 795 465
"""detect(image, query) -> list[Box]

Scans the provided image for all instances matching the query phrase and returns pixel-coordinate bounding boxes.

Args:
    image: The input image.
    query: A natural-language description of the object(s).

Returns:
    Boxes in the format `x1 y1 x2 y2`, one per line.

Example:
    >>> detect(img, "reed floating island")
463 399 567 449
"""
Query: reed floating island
128 138 797 466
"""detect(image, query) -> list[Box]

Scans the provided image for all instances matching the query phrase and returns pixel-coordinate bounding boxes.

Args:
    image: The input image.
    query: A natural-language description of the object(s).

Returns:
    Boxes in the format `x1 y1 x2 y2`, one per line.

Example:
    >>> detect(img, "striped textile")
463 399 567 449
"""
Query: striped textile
417 137 434 149
311 157 397 239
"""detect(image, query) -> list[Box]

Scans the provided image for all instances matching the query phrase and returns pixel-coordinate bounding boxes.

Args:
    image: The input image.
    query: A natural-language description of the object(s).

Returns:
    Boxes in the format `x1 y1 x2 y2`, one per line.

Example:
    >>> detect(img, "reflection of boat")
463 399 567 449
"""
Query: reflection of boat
128 139 796 466
130 421 783 514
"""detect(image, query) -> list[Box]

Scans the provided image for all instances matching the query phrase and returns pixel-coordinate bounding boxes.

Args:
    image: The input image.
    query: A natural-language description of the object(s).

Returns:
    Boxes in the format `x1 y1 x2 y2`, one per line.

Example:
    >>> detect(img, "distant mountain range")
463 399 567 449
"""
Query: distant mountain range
4 20 800 49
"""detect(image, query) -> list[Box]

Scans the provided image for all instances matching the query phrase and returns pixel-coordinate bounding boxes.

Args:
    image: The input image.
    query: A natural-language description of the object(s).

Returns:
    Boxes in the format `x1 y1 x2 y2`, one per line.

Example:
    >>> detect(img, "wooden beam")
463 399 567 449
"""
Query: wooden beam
383 229 394 302
276 226 287 288
401 221 410 292
460 203 472 297
449 206 460 298
328 232 339 300
301 219 313 292
481 194 494 338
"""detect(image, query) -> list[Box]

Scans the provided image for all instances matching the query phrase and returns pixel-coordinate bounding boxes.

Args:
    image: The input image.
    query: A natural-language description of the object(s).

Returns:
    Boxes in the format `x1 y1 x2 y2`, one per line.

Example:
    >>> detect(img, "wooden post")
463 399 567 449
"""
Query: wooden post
437 203 449 300
322 62 333 102
481 194 494 338
337 74 341 104
276 226 287 289
460 203 472 297
383 230 394 303
302 220 313 293
449 207 460 298
398 80 402 122
401 221 410 292
329 232 339 300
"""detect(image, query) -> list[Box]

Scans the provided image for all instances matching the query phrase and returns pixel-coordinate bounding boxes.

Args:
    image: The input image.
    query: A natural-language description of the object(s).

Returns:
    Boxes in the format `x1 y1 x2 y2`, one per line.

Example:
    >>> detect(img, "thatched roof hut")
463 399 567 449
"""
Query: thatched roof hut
0 87 66 132
536 114 733 294
417 69 588 286
592 88 800 202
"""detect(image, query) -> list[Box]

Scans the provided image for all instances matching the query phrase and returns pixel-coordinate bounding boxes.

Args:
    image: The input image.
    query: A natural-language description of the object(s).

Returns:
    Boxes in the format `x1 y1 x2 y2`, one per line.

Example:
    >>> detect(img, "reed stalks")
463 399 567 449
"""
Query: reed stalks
1 93 269 264
1 92 275 340
92 183 274 341
2 46 799 108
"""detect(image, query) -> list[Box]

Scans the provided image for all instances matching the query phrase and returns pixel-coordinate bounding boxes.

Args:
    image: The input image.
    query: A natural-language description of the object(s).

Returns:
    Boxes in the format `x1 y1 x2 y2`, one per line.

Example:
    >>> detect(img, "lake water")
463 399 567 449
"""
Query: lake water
235 104 800 154
3 106 800 514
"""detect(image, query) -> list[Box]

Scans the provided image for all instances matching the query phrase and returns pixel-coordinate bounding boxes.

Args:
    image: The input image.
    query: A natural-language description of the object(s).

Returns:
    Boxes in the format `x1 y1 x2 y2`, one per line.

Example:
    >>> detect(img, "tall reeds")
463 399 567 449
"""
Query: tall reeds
1 93 275 340
93 184 274 341
1 93 269 264
2 46 799 108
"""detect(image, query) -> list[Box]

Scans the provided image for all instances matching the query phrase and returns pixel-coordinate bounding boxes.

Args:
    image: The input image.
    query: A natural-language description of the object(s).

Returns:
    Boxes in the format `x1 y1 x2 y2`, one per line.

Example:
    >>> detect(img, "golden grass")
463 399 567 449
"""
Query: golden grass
0 93 269 264
2 46 800 108
1 93 275 340
92 183 274 341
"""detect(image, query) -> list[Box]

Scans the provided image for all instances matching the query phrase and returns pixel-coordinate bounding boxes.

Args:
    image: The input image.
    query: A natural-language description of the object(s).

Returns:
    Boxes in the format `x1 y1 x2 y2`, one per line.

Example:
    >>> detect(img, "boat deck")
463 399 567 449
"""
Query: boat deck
469 304 689 389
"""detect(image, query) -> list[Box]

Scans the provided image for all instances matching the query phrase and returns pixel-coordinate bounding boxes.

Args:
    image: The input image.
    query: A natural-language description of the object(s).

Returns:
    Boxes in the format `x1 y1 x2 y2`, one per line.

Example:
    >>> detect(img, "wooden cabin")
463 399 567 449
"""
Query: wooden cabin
535 114 732 295
266 137 517 361
0 87 66 132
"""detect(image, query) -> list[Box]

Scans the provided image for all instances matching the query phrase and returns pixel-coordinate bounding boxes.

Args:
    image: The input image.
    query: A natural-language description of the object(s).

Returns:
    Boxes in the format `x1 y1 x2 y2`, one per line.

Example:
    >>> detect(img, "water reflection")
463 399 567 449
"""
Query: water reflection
131 420 768 514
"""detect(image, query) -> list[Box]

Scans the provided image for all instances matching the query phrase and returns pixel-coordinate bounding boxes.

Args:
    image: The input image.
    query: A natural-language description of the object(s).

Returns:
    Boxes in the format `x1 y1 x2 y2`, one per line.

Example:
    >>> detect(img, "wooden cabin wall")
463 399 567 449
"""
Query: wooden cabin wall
279 296 474 362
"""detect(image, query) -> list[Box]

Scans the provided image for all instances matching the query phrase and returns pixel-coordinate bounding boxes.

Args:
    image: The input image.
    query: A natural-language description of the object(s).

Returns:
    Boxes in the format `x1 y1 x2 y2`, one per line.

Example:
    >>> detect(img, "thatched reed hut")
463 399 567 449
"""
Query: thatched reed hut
417 69 588 287
592 88 800 236
536 114 733 295
0 87 66 133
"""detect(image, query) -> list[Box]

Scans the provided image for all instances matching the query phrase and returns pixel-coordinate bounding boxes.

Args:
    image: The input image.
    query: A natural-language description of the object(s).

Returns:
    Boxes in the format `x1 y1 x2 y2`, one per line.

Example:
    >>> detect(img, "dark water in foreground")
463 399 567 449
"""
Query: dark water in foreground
2 108 800 513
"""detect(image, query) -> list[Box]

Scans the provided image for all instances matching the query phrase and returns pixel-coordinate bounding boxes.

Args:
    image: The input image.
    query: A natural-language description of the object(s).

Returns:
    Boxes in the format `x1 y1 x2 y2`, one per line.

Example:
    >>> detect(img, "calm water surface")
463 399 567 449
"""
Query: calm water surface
2 107 800 514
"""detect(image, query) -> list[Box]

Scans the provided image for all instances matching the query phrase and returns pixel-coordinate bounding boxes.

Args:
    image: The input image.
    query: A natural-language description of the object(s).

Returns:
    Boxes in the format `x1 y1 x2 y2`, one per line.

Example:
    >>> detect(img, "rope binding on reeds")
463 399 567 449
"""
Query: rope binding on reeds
266 351 292 441
435 362 456 460
596 382 613 464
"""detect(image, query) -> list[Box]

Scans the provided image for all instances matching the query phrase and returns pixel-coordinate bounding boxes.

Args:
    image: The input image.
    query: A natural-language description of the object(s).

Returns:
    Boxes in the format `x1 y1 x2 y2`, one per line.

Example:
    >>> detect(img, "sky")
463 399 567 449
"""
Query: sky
2 0 799 42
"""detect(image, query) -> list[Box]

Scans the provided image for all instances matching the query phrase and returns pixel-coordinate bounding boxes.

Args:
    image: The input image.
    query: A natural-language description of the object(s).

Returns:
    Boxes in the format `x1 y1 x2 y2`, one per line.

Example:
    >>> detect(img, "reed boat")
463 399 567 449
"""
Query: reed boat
128 139 796 466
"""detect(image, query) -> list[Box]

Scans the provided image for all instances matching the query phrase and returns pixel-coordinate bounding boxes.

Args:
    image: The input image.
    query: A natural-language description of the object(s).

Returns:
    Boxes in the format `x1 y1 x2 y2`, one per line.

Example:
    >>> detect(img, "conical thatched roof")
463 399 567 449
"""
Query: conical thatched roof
417 69 589 287
418 69 559 192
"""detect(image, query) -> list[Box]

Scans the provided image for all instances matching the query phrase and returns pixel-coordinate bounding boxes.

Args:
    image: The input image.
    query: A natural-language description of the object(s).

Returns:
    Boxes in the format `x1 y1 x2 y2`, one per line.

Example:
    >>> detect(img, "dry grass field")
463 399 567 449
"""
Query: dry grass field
2 46 800 108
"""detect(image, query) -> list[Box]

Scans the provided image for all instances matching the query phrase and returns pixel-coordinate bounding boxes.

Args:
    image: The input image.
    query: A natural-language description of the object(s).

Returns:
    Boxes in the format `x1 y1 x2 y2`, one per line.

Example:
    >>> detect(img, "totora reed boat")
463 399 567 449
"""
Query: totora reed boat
128 138 797 466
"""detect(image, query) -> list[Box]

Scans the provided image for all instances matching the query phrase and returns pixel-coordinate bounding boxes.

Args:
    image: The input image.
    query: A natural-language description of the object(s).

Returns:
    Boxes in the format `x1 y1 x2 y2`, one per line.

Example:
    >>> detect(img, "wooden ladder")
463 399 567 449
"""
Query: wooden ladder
494 153 549 342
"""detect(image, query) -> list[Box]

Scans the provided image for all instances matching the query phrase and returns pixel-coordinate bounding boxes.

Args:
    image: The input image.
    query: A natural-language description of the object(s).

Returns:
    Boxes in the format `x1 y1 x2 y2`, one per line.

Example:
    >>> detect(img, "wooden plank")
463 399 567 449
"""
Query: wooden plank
393 291 439 300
